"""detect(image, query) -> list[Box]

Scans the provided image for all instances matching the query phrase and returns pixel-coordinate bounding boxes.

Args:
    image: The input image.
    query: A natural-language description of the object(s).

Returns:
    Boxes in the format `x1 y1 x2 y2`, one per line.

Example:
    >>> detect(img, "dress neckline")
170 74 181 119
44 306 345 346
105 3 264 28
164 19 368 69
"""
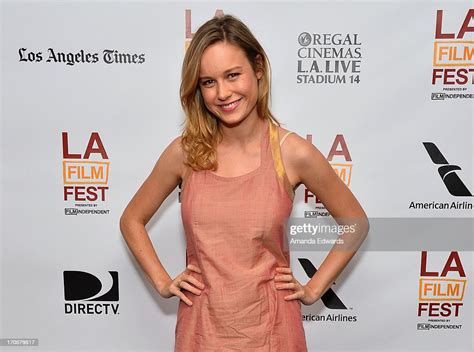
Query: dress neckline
207 119 268 181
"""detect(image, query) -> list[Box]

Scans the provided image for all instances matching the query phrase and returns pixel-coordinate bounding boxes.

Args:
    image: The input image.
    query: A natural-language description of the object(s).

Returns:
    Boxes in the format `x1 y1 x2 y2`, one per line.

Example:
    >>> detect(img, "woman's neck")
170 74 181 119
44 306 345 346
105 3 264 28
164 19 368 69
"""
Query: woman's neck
218 115 265 149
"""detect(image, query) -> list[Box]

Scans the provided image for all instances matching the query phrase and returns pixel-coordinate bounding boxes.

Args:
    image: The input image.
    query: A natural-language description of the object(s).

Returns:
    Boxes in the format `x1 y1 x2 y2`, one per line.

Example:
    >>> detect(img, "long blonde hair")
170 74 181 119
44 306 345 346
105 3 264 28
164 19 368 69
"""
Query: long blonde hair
180 14 280 171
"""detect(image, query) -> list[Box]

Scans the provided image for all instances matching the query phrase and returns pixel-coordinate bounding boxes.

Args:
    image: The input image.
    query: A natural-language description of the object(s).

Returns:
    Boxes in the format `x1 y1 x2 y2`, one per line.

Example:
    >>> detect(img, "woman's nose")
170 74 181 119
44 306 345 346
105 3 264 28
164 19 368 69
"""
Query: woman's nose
217 81 232 101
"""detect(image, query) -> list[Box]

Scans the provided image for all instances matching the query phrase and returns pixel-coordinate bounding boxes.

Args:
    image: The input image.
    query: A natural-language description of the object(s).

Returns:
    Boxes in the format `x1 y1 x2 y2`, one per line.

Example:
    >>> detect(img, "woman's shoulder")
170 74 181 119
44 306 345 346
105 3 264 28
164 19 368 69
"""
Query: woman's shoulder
159 135 187 181
276 125 313 151
276 125 323 168
276 126 294 145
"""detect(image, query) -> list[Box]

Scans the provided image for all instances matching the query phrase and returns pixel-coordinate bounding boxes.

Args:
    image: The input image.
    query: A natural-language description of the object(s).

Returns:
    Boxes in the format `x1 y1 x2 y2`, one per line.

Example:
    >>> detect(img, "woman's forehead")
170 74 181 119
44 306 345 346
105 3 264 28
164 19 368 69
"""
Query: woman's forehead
199 42 249 75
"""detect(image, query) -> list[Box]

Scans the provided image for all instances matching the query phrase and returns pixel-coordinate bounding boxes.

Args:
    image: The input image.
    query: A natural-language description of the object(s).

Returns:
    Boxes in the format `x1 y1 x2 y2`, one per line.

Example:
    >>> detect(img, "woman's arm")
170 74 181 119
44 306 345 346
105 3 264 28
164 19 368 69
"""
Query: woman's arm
276 132 369 304
119 136 203 301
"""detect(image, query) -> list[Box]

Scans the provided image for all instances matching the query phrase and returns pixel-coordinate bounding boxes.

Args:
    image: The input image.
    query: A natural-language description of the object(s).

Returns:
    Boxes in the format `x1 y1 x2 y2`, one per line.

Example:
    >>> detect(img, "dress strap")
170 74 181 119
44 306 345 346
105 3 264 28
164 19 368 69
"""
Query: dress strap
279 131 294 147
268 120 295 201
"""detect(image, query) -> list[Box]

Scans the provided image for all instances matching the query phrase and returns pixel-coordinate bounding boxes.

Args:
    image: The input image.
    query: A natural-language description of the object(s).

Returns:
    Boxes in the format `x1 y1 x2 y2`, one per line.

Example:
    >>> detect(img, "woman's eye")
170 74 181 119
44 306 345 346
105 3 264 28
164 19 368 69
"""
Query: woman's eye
201 80 214 87
228 73 240 79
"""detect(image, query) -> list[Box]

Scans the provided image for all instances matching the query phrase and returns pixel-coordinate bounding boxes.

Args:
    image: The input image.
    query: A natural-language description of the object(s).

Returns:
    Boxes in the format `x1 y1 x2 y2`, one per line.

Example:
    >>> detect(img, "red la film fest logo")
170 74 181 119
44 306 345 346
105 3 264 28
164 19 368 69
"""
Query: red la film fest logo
303 134 352 217
418 251 467 321
62 132 110 215
431 8 474 97
184 9 224 51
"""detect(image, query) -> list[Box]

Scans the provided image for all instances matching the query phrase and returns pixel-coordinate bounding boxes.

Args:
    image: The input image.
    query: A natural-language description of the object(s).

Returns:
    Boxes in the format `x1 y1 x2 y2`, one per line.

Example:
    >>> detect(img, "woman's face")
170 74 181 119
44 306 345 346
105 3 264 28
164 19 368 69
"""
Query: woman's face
198 41 262 126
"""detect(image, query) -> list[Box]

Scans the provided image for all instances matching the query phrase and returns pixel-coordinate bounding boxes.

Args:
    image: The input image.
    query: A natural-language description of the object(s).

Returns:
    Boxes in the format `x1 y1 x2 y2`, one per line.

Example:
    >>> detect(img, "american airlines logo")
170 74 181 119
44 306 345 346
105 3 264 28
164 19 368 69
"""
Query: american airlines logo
423 142 472 197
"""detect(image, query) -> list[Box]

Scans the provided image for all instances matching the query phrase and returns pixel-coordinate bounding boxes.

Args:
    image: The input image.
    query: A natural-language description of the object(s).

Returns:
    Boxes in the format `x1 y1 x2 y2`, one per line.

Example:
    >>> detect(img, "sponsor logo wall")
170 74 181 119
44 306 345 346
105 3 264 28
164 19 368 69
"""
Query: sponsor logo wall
1 1 472 351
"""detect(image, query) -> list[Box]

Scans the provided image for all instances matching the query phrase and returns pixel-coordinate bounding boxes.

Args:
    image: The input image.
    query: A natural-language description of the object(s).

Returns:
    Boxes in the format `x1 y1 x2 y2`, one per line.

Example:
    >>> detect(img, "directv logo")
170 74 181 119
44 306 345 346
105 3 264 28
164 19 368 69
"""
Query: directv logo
63 271 119 315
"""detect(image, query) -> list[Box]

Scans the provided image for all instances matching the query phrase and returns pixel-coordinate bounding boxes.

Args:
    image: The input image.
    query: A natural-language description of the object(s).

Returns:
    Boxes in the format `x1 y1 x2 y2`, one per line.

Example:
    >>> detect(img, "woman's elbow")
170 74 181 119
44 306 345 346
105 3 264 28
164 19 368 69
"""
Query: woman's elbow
119 210 146 237
361 216 370 238
119 211 132 237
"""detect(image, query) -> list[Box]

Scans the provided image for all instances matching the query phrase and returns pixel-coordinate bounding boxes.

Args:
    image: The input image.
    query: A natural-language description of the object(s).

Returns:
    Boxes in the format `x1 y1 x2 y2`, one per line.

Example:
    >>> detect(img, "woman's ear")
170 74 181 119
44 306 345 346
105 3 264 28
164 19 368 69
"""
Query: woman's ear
255 54 264 80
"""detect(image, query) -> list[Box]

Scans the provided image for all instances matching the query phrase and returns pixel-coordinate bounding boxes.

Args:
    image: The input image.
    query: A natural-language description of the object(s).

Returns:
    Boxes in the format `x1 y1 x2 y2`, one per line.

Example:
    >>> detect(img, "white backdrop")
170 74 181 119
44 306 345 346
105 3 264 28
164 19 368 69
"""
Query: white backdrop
1 1 473 351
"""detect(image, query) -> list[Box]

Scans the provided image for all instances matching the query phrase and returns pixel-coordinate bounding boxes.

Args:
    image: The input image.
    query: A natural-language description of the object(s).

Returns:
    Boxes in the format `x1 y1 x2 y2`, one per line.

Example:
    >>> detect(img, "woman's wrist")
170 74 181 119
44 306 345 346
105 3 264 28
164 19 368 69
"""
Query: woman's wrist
154 276 172 296
305 281 323 300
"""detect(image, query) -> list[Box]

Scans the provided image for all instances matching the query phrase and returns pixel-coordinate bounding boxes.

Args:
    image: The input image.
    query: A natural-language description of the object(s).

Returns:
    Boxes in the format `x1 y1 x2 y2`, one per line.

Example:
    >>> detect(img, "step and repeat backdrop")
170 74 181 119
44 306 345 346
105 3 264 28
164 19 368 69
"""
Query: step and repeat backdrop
1 1 473 351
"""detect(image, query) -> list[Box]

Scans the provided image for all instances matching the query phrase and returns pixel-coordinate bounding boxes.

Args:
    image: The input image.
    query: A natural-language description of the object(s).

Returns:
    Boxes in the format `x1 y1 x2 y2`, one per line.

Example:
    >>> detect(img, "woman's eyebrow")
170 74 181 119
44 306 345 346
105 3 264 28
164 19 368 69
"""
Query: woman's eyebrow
199 66 243 80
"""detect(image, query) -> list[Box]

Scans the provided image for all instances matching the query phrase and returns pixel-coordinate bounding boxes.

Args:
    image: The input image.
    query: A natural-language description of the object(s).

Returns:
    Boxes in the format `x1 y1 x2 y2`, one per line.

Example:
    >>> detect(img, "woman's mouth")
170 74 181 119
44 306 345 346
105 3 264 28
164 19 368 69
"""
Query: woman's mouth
219 98 242 113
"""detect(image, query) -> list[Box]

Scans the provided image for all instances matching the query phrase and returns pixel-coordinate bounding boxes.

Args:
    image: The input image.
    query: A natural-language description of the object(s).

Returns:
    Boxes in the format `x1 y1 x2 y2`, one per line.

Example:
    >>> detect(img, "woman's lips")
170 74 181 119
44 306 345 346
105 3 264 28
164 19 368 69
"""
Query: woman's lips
218 98 242 113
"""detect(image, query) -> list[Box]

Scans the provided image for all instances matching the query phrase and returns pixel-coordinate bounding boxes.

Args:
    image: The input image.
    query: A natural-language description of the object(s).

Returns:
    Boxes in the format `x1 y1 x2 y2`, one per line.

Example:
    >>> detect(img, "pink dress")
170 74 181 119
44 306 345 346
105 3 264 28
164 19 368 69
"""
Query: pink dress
176 118 308 351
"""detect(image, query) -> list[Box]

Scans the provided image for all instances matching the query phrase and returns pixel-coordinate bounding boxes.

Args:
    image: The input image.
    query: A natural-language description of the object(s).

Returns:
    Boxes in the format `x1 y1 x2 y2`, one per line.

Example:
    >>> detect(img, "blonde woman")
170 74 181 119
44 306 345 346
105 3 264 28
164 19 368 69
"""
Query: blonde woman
120 14 369 351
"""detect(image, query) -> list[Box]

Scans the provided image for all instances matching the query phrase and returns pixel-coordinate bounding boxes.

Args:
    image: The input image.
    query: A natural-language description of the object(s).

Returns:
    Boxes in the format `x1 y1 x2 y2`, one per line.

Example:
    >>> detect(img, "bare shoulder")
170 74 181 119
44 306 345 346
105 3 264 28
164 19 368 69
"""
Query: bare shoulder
159 135 187 181
277 125 327 188
278 125 324 158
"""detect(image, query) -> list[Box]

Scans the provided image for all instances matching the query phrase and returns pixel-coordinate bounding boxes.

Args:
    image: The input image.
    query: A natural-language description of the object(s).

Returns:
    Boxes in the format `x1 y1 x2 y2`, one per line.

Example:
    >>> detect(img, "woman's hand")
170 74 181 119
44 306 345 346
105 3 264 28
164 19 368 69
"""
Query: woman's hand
159 264 205 306
274 267 319 306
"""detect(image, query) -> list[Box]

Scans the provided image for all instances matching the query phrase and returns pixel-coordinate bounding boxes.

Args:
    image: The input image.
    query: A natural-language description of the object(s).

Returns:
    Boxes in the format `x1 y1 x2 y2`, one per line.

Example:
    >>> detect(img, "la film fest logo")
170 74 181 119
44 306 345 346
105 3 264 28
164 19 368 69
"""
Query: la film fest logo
63 271 119 315
18 48 145 66
296 32 362 84
303 134 352 217
431 8 474 101
417 251 466 330
184 9 224 51
62 132 110 215
409 142 473 211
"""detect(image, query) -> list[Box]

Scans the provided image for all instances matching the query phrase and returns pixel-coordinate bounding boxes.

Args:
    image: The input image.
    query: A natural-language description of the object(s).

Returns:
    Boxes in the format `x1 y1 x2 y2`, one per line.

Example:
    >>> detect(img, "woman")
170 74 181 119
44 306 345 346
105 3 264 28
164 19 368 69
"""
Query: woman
120 14 369 351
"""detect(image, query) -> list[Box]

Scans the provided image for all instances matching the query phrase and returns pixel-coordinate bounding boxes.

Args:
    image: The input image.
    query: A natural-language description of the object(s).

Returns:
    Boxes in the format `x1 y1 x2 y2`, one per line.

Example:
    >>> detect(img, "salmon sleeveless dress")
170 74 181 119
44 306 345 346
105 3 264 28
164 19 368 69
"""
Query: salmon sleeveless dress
176 118 308 351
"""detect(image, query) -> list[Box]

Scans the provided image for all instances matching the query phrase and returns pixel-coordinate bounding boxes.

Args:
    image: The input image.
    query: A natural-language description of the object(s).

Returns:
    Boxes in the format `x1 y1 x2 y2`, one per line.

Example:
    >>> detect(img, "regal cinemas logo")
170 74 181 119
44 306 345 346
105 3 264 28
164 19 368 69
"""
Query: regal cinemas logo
417 251 466 329
303 135 352 217
431 9 474 100
296 32 362 85
63 271 119 315
184 9 224 51
62 132 110 215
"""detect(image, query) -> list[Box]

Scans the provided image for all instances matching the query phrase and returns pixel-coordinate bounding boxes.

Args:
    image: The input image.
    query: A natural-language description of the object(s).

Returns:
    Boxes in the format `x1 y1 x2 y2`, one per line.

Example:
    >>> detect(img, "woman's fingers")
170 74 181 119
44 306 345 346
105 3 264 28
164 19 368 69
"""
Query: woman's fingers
170 265 206 306
174 288 193 306
179 280 203 295
284 291 303 301
274 267 319 304
185 274 205 289
186 264 202 274
275 267 292 274
184 265 205 288
275 267 293 282
274 267 305 299
274 274 293 282
170 278 198 306
275 282 296 290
